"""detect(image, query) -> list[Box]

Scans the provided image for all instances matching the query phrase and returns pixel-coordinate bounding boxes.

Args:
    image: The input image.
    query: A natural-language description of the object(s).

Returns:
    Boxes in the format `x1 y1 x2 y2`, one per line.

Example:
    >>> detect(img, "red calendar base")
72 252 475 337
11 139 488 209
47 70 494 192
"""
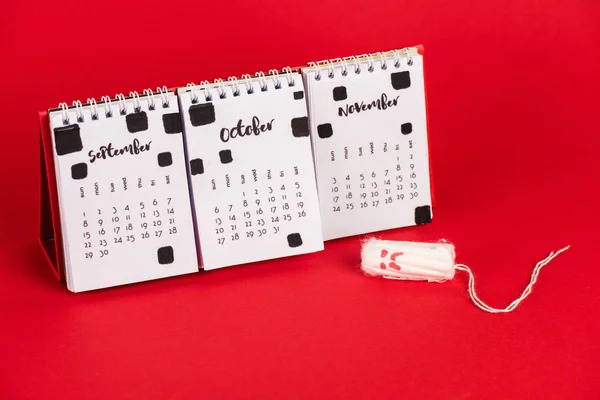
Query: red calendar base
39 110 65 281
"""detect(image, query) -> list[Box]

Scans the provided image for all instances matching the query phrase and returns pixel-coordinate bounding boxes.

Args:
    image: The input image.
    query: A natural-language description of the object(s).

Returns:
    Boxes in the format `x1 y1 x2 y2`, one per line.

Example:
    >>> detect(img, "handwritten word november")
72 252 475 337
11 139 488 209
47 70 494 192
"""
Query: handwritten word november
338 93 400 117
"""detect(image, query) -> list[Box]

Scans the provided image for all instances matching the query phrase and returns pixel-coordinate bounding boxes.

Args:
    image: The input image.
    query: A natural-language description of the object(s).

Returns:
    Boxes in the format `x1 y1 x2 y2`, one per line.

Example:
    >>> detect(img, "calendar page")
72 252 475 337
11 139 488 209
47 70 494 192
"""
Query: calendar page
49 92 198 292
303 48 432 240
179 72 324 270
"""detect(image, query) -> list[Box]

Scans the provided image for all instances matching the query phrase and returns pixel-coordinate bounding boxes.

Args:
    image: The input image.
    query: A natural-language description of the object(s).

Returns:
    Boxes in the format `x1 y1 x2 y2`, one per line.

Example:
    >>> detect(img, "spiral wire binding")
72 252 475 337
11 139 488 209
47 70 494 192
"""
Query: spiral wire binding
142 89 156 110
228 76 241 96
55 86 173 126
307 47 414 80
185 67 298 104
73 100 84 122
240 74 254 94
255 71 268 92
187 83 198 104
156 86 171 107
101 96 113 118
53 49 411 124
373 52 388 70
87 98 99 120
214 78 227 99
59 102 69 124
115 93 127 115
282 67 295 86
331 58 348 76
268 69 282 89
129 91 141 112
357 53 375 72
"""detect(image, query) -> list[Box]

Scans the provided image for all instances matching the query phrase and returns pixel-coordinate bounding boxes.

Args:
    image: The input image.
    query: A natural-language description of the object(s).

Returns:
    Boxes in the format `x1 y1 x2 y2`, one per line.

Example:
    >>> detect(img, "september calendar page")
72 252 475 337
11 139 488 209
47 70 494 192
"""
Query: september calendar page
179 73 324 270
48 93 199 292
303 49 432 240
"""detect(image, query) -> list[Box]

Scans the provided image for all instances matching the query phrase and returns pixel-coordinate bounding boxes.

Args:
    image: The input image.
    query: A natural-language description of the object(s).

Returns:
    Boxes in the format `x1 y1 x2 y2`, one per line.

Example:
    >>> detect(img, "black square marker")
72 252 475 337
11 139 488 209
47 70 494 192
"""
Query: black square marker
126 111 149 133
414 205 432 225
317 123 333 139
157 246 174 264
401 122 413 135
391 71 411 90
157 152 173 167
219 150 233 164
287 233 303 248
71 162 87 180
293 91 304 100
189 103 216 126
291 117 309 137
162 112 182 134
190 158 204 175
54 124 83 156
333 86 347 101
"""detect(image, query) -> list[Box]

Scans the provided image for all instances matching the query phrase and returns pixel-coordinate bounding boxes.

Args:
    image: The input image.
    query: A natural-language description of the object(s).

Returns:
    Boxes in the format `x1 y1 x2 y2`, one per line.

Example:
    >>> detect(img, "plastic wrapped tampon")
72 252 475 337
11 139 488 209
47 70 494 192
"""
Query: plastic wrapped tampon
361 238 570 313
361 239 456 282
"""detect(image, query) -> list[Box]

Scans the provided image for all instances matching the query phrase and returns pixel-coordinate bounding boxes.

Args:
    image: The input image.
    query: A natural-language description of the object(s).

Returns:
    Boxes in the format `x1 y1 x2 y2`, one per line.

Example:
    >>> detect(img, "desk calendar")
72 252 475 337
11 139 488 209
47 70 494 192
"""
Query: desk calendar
178 71 324 270
303 47 432 240
45 90 198 292
38 45 432 292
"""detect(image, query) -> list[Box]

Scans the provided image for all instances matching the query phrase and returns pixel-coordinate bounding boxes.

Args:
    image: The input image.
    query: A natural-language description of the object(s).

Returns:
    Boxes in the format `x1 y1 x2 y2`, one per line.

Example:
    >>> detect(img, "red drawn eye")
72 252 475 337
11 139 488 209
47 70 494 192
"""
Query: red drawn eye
390 252 403 261
380 249 388 258
389 262 401 270
380 262 387 269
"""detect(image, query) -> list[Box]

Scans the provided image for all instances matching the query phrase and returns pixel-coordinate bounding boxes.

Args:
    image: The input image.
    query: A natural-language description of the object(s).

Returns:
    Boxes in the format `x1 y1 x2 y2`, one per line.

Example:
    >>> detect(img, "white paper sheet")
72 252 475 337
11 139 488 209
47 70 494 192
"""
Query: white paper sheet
303 49 433 240
179 73 324 270
49 92 198 292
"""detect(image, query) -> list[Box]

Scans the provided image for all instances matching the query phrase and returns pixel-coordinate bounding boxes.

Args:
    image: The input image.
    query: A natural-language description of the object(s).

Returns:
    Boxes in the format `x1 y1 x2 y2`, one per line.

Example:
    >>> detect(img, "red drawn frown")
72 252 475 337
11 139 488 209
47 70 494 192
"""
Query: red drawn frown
379 249 403 270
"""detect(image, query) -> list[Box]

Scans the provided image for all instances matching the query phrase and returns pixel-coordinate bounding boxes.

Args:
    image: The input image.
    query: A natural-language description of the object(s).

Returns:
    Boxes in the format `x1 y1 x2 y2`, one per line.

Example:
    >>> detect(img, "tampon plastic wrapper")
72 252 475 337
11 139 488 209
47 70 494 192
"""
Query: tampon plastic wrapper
361 239 456 282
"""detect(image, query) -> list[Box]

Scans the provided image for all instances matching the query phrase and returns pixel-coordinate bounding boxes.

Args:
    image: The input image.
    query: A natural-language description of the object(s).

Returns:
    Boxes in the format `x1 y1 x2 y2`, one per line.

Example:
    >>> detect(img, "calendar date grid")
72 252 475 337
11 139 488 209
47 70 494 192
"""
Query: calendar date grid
327 138 421 214
206 165 311 247
77 174 181 261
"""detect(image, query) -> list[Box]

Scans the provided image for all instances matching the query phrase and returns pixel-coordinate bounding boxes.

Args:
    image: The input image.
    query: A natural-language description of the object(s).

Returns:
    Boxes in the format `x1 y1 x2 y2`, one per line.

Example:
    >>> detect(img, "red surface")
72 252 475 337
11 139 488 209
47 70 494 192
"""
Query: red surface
1 0 599 398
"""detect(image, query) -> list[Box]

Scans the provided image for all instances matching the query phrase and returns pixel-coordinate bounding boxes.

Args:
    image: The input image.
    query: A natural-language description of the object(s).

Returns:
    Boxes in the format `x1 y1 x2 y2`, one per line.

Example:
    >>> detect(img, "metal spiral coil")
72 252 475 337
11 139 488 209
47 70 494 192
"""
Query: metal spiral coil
307 48 414 80
56 87 173 125
186 67 298 104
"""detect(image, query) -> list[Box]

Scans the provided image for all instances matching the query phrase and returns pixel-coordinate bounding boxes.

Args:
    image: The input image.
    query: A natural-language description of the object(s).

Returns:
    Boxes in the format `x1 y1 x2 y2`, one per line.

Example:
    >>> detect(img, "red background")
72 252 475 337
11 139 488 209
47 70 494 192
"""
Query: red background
1 0 599 398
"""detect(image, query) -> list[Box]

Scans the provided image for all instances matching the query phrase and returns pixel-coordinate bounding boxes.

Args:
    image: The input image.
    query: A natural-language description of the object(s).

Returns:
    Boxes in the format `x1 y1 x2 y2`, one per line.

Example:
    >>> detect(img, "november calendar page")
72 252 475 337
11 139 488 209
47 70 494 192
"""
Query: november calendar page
303 50 433 240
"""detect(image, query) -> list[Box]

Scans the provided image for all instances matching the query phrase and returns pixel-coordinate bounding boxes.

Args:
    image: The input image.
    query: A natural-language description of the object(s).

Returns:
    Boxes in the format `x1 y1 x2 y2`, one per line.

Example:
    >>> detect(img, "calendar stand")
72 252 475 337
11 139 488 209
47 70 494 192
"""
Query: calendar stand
39 111 65 281
36 48 436 288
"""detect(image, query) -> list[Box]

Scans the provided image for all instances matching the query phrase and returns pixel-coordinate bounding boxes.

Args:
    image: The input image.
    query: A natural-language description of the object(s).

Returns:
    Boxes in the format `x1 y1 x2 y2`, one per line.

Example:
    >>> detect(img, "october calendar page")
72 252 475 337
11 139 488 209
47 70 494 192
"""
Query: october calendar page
179 72 324 270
